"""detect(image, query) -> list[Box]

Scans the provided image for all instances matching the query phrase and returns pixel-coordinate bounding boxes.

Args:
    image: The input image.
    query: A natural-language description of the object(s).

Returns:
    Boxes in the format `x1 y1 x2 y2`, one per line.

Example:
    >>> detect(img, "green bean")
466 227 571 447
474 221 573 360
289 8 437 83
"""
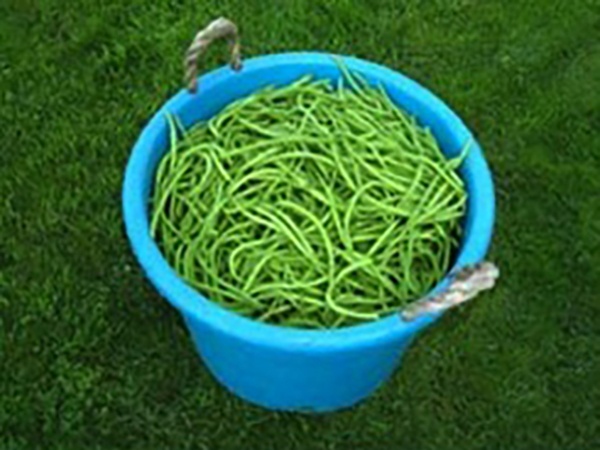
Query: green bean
150 161 195 237
325 258 381 320
239 207 315 263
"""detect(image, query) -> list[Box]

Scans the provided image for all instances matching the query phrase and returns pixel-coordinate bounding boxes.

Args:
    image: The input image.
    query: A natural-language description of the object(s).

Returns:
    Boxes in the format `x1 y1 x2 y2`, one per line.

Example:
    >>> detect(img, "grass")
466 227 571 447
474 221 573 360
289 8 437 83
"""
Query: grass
1 0 599 448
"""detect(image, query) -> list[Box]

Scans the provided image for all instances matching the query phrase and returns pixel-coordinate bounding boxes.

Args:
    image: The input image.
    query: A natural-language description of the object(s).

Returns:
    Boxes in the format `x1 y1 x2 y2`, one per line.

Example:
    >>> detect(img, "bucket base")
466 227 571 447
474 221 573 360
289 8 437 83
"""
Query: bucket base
184 314 416 412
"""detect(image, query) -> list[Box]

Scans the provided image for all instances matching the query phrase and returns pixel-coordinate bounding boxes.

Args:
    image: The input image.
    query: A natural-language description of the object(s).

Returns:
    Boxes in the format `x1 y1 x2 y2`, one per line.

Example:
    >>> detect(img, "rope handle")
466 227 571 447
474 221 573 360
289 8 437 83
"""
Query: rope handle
184 17 242 93
402 261 499 321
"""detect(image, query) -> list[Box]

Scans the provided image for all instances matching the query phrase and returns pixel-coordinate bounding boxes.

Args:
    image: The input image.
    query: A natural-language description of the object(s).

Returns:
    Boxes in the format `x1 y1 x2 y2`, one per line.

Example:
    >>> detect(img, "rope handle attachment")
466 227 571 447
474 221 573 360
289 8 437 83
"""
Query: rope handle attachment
184 17 242 93
402 262 499 321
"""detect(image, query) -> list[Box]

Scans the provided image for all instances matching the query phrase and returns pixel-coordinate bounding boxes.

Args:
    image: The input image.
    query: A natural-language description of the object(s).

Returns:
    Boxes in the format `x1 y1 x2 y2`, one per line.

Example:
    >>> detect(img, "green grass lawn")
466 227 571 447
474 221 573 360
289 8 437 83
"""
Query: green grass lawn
1 0 599 448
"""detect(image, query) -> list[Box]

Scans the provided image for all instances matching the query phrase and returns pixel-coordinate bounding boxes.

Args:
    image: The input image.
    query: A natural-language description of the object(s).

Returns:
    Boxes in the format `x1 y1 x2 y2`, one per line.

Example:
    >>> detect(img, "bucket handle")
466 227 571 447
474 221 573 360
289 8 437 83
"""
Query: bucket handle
401 262 499 321
184 17 242 93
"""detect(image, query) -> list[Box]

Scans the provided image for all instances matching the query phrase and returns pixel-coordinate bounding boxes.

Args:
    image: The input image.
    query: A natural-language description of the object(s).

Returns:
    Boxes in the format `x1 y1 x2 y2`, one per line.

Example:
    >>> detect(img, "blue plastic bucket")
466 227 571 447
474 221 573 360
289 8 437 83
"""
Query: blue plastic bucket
123 52 495 412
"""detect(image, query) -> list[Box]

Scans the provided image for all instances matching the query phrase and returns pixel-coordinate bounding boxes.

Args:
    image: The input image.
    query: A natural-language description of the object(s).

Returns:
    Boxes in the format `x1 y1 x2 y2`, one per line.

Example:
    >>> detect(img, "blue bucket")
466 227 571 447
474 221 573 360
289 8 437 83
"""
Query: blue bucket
122 52 495 412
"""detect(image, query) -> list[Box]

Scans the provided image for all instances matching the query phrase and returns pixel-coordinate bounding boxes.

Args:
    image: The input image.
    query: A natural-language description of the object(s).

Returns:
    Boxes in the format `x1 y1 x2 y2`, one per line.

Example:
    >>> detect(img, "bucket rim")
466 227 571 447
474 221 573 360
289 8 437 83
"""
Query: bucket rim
122 52 495 351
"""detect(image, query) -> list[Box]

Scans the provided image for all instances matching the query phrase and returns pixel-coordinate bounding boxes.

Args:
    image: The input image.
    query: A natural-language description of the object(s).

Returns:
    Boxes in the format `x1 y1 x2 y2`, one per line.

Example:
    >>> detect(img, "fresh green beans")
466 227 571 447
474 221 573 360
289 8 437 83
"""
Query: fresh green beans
151 66 468 328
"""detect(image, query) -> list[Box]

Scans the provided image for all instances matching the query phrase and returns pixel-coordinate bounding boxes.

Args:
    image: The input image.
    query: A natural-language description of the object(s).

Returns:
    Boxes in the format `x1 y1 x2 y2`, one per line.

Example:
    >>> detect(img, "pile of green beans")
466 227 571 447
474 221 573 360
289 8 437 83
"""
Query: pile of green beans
151 69 467 328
